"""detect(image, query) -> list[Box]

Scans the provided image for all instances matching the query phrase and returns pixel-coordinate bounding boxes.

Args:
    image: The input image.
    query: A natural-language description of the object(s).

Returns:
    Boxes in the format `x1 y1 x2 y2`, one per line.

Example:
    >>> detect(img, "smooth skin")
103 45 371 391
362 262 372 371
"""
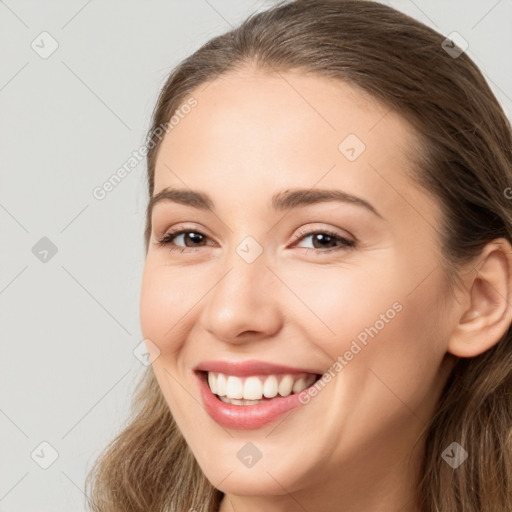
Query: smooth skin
139 66 512 512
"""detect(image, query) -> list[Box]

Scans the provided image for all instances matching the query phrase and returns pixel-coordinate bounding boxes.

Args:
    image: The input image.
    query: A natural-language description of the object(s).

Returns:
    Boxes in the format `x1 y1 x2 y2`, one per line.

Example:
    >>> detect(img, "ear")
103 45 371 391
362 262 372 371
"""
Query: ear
447 237 512 358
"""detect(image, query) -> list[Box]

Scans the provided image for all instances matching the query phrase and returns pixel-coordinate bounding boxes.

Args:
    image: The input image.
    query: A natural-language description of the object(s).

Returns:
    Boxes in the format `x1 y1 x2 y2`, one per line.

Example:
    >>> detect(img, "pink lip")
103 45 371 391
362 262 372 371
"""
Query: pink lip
194 359 319 376
195 371 313 430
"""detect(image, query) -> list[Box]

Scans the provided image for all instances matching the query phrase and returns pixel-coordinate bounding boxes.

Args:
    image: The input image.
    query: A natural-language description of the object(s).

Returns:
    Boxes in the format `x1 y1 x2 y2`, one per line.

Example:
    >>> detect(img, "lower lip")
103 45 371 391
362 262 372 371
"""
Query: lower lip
196 372 311 430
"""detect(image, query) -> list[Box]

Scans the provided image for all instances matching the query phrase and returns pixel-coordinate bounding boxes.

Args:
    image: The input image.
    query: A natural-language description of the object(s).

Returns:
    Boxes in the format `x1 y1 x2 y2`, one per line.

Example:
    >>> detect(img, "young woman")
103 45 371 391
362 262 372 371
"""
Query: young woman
85 1 512 511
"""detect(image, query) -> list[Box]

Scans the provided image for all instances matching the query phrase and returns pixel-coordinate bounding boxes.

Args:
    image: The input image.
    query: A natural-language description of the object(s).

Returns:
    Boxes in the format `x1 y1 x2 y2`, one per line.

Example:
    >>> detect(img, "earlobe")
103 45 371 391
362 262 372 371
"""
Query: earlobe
447 237 512 358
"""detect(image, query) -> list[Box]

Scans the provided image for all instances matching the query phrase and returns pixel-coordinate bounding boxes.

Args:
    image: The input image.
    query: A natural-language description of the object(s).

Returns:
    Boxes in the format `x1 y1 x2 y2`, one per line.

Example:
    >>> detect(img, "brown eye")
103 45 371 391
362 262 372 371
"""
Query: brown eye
311 233 339 249
176 232 206 247
157 229 213 251
294 230 355 251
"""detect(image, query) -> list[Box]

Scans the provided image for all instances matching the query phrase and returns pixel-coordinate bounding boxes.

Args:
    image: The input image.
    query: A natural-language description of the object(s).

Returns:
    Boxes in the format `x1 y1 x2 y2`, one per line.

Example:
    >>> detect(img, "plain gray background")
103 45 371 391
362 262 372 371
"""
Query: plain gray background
1 1 511 511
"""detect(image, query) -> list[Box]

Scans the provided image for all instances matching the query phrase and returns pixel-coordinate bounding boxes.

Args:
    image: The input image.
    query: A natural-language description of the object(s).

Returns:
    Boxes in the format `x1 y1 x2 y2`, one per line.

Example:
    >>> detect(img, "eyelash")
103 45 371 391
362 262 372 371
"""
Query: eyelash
292 227 356 254
156 226 356 255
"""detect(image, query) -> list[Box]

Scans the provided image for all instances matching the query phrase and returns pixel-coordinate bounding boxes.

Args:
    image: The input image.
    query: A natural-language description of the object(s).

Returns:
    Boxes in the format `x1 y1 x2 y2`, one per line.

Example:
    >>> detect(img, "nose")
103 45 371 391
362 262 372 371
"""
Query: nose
199 251 283 344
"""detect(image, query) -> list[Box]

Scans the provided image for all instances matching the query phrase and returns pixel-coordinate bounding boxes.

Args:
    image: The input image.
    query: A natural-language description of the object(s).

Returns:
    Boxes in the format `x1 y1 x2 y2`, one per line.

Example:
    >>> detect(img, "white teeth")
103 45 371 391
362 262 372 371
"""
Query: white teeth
292 377 306 393
208 372 217 395
243 376 263 400
207 371 318 400
226 376 243 399
278 374 294 396
263 375 278 398
219 396 266 406
216 373 227 396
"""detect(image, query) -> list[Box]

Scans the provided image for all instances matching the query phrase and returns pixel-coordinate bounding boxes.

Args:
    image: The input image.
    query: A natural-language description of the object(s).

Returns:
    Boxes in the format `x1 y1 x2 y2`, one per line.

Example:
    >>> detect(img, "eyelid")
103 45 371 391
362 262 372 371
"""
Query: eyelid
156 223 211 240
290 224 355 244
156 224 216 247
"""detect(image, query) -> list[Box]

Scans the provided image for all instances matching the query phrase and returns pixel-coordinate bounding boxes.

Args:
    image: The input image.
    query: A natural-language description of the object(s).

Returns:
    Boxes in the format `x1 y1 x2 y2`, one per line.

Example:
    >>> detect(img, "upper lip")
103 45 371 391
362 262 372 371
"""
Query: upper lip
194 360 321 377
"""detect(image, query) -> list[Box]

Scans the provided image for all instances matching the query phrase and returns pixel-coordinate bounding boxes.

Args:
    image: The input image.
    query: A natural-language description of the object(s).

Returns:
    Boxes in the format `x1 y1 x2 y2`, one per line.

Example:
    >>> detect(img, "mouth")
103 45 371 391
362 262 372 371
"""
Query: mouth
194 362 322 429
204 371 320 404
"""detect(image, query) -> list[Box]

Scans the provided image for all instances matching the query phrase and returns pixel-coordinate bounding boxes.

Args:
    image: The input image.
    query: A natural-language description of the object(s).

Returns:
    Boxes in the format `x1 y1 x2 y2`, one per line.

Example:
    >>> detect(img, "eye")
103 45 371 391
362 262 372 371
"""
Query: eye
292 228 355 253
155 226 356 254
156 227 216 253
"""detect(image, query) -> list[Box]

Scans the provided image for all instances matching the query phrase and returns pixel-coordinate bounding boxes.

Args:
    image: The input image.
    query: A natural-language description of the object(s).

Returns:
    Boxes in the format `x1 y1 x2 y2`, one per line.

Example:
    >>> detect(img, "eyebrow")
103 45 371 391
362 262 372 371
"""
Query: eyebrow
148 187 383 219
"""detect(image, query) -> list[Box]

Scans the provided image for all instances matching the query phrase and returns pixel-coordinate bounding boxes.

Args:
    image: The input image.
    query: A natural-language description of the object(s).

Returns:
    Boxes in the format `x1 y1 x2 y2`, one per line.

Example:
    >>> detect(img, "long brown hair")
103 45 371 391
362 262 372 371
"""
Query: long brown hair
85 1 512 511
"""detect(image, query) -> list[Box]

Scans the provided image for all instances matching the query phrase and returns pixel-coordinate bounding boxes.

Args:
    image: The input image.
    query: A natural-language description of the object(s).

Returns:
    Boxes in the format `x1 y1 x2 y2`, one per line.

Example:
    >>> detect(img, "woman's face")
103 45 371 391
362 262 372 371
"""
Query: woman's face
140 69 457 503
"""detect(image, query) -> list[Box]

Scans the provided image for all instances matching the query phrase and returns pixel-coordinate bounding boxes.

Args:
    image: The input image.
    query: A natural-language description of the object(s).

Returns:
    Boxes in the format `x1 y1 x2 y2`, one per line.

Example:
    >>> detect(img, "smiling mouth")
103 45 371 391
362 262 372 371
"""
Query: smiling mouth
201 371 322 405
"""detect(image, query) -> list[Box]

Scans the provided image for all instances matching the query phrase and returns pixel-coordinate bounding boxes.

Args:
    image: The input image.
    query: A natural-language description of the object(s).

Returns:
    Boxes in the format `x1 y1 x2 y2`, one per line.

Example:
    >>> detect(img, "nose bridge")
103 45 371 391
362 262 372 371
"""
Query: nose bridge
215 230 270 298
199 239 282 341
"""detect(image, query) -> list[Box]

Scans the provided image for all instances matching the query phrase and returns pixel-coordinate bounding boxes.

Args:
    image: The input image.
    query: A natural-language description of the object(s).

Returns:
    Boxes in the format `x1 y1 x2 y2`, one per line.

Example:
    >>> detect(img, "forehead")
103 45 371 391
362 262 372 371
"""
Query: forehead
153 67 440 228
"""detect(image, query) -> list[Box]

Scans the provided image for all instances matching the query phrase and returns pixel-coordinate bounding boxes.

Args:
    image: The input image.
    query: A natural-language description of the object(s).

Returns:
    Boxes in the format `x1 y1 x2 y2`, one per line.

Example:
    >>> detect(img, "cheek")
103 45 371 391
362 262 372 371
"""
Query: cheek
139 263 192 355
139 264 202 419
281 257 446 382
286 264 448 447
139 267 166 343
278 259 405 355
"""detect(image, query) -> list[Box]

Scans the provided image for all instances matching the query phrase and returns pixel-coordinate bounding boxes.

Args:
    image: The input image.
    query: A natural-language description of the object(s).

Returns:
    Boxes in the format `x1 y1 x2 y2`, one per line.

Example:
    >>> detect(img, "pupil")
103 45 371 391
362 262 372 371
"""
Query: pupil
187 232 203 245
314 233 333 248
